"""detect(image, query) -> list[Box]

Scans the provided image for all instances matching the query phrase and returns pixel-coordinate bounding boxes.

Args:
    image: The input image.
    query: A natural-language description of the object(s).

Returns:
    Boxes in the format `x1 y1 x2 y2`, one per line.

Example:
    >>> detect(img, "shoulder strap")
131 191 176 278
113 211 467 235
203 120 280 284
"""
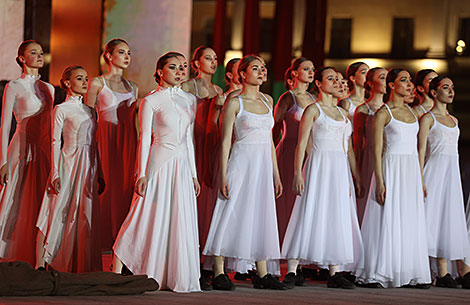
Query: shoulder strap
406 105 418 121
335 106 347 121
419 105 426 113
259 93 272 111
289 90 298 107
193 79 199 97
100 76 106 88
307 92 316 103
237 95 244 112
383 103 393 117
365 102 372 113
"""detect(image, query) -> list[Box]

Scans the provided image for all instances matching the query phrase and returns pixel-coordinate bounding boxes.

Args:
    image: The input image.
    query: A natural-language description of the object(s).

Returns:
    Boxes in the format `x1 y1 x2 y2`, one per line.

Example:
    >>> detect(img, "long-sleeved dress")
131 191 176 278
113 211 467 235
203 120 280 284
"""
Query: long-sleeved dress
96 77 137 248
36 95 102 273
0 74 54 266
113 86 200 293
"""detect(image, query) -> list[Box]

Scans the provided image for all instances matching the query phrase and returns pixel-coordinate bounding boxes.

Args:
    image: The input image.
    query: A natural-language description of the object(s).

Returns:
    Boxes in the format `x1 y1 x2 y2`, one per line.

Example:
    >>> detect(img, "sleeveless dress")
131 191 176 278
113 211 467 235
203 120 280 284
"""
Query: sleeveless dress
113 87 200 292
203 96 281 274
281 103 364 271
355 103 375 226
423 112 469 260
356 104 431 287
96 76 137 248
276 91 316 243
36 95 101 273
347 97 357 128
0 74 54 266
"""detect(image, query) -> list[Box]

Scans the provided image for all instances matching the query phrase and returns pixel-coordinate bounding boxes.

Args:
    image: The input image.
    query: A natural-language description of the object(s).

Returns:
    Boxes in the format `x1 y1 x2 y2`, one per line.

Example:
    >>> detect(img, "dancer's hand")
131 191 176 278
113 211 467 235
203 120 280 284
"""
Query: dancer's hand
354 178 364 198
274 176 283 199
220 176 229 199
293 174 304 196
135 177 147 197
193 178 201 197
375 182 386 205
0 164 8 186
51 178 61 194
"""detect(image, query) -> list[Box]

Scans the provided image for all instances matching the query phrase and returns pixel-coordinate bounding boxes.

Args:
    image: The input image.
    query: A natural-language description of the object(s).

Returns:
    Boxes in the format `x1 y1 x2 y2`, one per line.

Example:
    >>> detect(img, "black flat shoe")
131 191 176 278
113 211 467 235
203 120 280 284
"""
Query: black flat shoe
436 273 459 288
200 275 212 291
327 273 356 289
253 274 288 290
282 272 296 289
295 270 307 286
234 272 250 281
462 273 470 289
402 283 431 289
212 274 235 291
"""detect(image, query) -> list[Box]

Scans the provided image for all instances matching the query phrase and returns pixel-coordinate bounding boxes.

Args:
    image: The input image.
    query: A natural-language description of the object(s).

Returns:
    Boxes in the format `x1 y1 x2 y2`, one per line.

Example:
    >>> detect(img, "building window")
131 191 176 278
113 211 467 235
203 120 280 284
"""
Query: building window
391 18 414 58
458 18 470 56
329 18 351 58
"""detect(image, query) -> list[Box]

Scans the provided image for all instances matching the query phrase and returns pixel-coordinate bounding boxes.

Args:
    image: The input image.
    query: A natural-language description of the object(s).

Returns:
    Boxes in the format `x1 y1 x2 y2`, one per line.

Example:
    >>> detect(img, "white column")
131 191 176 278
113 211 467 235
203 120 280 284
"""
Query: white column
0 0 25 80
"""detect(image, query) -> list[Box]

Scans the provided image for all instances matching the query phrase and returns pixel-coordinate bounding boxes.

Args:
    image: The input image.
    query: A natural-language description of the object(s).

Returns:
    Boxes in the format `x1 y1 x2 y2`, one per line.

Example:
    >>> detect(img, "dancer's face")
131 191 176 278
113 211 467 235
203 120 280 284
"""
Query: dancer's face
404 82 415 104
316 69 339 96
390 70 413 98
295 61 314 84
177 56 188 81
197 48 217 75
433 78 454 104
369 69 387 95
159 57 182 87
334 72 346 99
107 43 131 69
67 68 88 96
352 64 369 87
19 43 44 69
421 71 438 95
240 59 264 86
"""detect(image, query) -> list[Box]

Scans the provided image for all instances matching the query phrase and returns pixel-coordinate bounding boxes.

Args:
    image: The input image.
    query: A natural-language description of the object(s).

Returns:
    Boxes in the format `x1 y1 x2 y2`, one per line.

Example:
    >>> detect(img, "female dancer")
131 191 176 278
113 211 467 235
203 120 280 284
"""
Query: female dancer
357 68 431 288
413 69 438 117
203 55 286 290
113 52 201 292
85 39 138 249
36 66 103 272
0 40 54 266
417 76 469 288
282 67 363 289
353 68 387 225
273 58 315 245
338 62 369 127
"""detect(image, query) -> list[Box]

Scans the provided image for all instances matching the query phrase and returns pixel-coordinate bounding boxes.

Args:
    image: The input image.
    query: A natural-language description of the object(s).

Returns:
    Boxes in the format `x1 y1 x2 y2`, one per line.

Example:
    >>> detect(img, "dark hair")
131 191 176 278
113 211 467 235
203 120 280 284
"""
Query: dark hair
190 46 212 71
103 38 128 65
60 65 85 90
291 57 311 72
346 61 367 91
414 69 436 97
364 67 384 91
154 52 182 84
284 67 293 90
225 58 240 84
384 68 406 100
16 40 40 67
313 66 336 92
237 55 261 80
428 75 449 99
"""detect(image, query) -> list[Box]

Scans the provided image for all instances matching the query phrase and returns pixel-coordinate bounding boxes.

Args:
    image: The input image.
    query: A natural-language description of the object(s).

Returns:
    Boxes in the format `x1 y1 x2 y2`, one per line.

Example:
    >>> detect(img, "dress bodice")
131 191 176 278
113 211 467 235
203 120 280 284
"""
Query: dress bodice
382 104 419 155
363 103 375 151
309 103 351 153
137 87 197 178
426 112 459 158
96 76 136 124
0 74 54 166
234 96 274 145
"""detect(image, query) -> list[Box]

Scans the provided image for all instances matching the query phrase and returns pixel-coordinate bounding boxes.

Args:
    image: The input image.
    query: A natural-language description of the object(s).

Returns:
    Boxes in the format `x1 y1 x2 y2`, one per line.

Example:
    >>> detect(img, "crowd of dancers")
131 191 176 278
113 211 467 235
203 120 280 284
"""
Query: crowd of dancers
1 38 470 293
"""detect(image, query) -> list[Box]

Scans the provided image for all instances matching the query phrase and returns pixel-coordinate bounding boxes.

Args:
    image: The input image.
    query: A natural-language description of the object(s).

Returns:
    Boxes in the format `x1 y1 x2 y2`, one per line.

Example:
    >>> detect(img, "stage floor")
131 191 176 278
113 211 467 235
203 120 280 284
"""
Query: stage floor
1 280 469 304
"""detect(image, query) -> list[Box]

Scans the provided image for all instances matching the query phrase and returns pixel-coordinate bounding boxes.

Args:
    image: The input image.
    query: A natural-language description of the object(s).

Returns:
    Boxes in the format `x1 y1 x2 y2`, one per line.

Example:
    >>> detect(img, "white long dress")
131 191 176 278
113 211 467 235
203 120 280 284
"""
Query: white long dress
355 103 375 226
423 112 469 260
36 95 101 273
281 103 364 271
0 74 54 266
113 87 200 293
357 104 431 287
203 96 281 274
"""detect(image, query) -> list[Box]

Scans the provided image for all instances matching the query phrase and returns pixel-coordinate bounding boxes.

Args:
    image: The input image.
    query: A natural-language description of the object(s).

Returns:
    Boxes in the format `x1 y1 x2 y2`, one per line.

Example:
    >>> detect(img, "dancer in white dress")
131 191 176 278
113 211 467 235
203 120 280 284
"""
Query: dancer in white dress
282 67 364 289
273 58 316 246
356 68 431 288
36 66 103 272
85 39 138 250
0 41 54 266
203 55 286 290
413 69 438 118
417 76 470 287
113 53 201 293
338 62 369 128
353 68 387 225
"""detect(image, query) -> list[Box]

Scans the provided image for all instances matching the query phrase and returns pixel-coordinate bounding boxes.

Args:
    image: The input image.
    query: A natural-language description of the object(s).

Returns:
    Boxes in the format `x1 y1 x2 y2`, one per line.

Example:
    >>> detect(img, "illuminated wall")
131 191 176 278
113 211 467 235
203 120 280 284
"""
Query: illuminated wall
103 0 192 96
49 0 103 86
0 0 25 80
